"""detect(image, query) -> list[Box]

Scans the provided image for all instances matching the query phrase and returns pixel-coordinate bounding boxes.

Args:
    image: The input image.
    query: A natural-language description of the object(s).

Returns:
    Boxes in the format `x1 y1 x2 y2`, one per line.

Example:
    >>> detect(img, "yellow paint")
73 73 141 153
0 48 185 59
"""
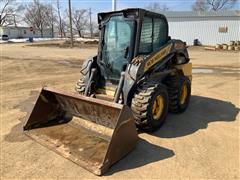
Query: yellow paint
180 83 188 105
152 95 164 120
101 86 116 91
96 88 115 96
175 63 192 82
144 44 172 72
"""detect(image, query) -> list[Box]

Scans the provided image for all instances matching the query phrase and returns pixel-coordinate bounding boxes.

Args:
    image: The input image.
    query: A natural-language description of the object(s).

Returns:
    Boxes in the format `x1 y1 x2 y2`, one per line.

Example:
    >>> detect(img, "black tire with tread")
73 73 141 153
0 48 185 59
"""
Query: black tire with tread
131 82 169 132
75 77 85 94
166 75 191 113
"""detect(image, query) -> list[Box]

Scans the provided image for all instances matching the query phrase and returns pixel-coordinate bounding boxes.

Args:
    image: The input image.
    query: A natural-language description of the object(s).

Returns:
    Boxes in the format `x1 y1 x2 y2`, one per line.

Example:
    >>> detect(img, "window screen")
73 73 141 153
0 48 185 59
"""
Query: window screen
153 19 160 51
139 17 152 54
139 17 168 54
153 18 168 51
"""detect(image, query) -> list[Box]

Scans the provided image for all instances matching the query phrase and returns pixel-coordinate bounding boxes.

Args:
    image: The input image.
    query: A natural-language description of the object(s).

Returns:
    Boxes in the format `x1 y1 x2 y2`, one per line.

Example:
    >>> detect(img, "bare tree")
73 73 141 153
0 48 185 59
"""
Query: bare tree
0 0 24 26
192 0 209 11
56 0 64 37
145 2 169 12
207 0 237 11
55 0 70 38
61 19 68 37
64 7 94 38
45 4 56 38
71 8 88 37
192 0 237 11
24 0 50 37
90 21 99 37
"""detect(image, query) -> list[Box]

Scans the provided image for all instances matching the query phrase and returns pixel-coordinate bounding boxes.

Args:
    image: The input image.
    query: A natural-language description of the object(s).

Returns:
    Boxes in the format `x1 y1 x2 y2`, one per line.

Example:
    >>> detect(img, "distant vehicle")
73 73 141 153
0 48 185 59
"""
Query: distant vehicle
0 35 9 41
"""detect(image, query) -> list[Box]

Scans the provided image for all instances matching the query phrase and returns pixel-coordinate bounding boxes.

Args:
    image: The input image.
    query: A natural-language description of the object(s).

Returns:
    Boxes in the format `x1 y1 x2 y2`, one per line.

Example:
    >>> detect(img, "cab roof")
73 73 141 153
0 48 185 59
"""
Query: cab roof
98 8 167 24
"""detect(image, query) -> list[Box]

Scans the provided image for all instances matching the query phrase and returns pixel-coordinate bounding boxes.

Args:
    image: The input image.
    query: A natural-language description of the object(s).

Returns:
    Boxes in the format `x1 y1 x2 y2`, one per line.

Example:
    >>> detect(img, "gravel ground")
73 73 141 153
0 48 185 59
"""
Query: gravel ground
1 42 239 179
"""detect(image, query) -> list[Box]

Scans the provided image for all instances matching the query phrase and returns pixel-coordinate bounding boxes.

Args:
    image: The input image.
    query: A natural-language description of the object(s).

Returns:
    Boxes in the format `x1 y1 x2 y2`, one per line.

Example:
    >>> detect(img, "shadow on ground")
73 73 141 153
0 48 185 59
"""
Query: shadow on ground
106 95 239 175
152 95 239 138
106 138 174 175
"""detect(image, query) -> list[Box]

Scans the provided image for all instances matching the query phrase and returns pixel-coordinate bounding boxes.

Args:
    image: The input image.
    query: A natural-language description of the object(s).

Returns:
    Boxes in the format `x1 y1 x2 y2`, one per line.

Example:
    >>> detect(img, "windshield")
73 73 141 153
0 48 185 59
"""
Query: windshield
101 15 133 83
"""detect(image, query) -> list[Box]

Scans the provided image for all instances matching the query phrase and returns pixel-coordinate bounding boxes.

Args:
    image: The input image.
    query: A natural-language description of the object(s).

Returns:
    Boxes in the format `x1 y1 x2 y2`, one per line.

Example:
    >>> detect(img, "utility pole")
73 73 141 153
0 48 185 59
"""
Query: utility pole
50 4 54 38
112 0 116 11
68 0 74 48
56 0 63 38
89 8 93 38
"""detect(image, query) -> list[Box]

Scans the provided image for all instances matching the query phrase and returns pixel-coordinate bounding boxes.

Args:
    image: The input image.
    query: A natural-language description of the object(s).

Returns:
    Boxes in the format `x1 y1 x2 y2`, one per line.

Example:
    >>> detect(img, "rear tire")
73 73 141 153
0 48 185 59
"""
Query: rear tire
131 82 169 132
75 77 85 94
167 75 191 113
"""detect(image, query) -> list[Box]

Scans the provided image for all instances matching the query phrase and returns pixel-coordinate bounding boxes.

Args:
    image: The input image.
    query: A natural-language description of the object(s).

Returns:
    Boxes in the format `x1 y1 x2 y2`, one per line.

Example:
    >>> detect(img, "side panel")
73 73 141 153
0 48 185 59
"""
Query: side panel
175 63 192 82
123 40 190 105
144 44 172 72
122 42 175 105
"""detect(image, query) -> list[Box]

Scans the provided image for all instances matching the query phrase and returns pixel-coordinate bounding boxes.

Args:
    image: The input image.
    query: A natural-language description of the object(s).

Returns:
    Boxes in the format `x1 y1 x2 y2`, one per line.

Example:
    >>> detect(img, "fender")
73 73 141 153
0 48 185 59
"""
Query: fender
172 39 190 64
122 42 175 105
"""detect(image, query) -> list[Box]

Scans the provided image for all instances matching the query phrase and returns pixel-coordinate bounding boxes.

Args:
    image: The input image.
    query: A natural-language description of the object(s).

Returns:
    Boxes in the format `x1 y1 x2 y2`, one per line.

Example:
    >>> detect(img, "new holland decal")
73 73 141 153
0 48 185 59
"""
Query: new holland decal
144 44 172 72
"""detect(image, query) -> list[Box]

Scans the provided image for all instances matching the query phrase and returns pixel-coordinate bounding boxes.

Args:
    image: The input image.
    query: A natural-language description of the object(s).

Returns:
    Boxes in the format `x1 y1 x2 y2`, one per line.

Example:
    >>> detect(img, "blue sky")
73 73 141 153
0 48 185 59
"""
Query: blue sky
53 0 197 22
62 0 198 14
61 0 239 17
36 0 239 22
69 0 195 11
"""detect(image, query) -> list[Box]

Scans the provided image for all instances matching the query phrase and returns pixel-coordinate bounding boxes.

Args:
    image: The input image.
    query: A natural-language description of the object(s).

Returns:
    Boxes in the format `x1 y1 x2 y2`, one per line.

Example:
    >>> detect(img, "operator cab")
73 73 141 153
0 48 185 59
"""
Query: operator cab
97 8 169 86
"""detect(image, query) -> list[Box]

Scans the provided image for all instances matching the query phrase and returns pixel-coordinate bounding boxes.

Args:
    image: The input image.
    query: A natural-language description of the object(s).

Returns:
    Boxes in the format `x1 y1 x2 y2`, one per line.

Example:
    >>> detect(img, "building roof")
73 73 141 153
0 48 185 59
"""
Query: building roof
0 26 51 31
162 10 240 18
0 26 30 29
98 8 168 23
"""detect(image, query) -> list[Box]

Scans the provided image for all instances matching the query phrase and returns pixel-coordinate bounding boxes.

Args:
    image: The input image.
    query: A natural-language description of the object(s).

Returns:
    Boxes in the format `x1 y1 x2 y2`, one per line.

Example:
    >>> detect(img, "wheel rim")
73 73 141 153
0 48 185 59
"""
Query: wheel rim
152 95 164 120
180 83 188 105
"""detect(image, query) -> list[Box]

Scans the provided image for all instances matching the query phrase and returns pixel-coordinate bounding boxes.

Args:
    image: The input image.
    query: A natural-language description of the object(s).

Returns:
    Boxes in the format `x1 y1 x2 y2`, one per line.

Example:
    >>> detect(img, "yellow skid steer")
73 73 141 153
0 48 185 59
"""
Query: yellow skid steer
24 8 192 175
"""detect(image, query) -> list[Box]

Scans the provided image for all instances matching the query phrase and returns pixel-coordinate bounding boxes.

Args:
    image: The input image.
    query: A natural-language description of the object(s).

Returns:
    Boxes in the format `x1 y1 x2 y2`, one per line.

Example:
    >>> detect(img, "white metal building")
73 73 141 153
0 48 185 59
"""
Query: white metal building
163 11 240 45
0 26 53 39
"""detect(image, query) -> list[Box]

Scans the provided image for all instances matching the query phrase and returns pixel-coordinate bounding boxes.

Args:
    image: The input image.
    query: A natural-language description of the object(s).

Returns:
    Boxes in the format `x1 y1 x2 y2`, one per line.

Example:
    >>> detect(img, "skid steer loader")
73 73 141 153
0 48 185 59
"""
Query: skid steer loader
24 8 192 175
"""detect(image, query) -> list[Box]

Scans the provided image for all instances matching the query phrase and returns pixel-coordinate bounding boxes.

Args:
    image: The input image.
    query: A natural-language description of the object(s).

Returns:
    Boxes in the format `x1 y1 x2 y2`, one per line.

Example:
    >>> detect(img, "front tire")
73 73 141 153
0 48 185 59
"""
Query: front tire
167 76 191 113
131 82 169 132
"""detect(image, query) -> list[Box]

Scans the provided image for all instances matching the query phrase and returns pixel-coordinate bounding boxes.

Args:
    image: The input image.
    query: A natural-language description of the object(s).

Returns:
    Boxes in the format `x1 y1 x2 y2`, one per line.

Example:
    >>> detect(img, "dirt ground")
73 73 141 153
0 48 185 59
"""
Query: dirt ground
1 42 239 179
